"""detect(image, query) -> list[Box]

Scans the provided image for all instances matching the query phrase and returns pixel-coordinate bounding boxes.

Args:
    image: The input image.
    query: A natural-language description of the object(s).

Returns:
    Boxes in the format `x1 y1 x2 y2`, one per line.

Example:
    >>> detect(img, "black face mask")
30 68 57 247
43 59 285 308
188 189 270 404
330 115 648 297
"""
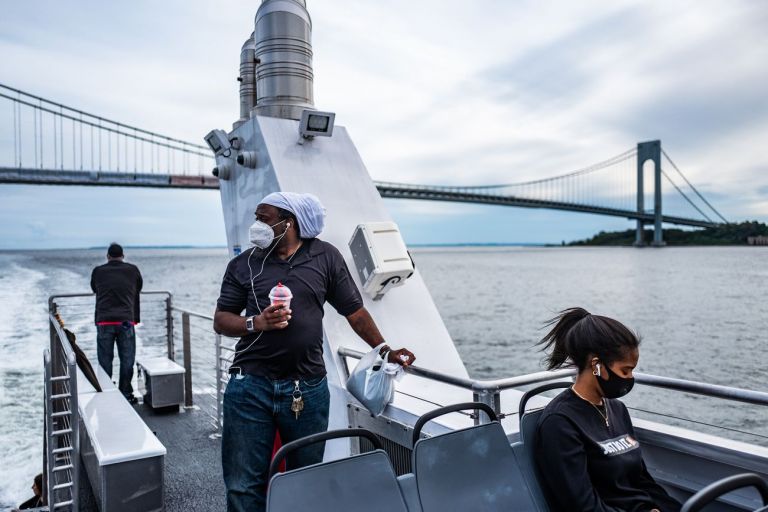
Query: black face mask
596 362 635 399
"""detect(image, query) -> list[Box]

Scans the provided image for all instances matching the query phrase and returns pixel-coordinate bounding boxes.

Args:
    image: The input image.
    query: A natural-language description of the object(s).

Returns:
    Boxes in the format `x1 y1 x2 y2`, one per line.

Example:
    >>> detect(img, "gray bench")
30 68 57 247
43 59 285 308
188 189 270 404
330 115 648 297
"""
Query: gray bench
137 357 185 409
76 367 166 511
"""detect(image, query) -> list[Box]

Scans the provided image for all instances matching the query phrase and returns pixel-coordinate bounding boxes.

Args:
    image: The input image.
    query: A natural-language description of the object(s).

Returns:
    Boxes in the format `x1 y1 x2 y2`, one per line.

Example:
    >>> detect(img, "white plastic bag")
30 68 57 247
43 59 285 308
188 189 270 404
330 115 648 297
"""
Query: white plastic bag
346 344 399 416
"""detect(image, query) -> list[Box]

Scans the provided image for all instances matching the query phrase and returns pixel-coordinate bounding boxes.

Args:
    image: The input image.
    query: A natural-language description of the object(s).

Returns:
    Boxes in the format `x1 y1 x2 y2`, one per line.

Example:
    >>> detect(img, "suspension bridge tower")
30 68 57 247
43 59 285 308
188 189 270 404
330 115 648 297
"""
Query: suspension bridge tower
635 140 665 247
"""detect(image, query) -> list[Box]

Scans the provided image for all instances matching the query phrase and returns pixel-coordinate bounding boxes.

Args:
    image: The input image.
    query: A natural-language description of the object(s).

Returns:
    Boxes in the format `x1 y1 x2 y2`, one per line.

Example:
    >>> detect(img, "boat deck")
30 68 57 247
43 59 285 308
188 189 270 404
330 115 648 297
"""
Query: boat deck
75 395 224 511
135 400 225 512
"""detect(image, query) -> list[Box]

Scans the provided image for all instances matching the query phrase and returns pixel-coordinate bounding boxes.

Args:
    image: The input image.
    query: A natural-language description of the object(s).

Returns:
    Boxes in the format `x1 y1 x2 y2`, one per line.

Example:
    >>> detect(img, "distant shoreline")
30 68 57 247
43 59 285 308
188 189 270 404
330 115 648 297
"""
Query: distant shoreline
2 224 767 252
569 221 768 246
1 243 554 252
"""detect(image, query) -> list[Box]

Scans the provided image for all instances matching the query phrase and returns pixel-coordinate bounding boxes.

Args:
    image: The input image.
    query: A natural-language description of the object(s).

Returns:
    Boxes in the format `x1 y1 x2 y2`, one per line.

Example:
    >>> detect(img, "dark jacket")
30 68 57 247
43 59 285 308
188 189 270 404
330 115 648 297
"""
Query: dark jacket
90 260 143 324
535 389 681 512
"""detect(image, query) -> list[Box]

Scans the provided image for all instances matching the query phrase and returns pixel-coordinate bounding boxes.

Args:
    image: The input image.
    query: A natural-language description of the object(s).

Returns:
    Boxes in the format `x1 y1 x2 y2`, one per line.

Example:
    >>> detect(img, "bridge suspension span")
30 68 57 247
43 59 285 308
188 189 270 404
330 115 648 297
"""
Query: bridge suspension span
0 83 727 244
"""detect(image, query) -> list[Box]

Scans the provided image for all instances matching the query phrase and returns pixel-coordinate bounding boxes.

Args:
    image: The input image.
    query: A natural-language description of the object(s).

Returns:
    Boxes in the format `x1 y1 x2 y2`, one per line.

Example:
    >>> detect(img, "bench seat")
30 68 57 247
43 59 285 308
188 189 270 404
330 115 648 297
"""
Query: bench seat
137 357 185 409
77 377 166 510
76 365 117 394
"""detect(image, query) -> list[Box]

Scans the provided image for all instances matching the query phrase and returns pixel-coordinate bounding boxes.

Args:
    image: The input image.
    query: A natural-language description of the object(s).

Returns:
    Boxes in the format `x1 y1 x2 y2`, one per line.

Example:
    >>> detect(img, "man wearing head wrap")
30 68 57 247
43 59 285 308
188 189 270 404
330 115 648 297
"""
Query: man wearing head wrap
214 191 415 512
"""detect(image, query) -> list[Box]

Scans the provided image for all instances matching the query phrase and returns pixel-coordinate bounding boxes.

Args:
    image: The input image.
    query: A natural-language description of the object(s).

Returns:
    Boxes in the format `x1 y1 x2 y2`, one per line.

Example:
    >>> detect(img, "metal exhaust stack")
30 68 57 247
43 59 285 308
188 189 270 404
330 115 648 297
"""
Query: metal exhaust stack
247 0 314 121
237 33 256 126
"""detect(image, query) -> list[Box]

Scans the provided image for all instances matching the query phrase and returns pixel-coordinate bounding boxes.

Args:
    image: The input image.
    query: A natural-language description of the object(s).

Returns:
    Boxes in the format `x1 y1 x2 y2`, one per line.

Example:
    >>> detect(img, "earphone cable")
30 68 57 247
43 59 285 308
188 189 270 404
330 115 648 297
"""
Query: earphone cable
227 223 289 374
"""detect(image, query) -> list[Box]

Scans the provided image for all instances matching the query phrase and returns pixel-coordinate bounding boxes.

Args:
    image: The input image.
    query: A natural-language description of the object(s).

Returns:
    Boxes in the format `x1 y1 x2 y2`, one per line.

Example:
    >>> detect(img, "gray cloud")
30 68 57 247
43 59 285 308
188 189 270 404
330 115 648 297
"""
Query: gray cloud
608 82 768 150
481 6 645 107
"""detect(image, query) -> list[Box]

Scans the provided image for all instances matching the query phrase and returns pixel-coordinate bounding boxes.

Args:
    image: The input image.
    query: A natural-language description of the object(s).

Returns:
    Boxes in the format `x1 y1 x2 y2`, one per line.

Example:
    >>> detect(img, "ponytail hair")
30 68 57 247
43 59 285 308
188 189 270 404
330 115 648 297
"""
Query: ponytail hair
538 307 640 371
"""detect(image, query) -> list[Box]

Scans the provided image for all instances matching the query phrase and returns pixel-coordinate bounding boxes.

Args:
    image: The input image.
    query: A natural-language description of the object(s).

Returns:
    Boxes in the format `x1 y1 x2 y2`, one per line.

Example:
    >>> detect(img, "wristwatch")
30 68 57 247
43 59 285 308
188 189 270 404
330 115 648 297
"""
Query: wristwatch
245 316 256 332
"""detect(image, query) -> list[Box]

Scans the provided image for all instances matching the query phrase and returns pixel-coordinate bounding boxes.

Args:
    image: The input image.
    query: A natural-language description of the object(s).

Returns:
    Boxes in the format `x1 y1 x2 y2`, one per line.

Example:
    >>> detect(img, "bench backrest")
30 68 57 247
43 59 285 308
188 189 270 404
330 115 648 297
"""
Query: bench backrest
267 449 408 512
513 408 551 511
413 421 538 512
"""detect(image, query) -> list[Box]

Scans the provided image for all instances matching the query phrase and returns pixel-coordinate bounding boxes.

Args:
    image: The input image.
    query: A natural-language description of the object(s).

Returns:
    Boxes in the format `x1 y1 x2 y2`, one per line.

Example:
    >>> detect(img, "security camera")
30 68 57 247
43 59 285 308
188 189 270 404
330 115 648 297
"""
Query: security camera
204 129 232 156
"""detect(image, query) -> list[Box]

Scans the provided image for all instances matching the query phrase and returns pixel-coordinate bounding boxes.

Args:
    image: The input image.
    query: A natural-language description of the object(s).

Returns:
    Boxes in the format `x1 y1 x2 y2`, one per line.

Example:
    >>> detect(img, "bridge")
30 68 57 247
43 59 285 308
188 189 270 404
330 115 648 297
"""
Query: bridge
0 83 728 245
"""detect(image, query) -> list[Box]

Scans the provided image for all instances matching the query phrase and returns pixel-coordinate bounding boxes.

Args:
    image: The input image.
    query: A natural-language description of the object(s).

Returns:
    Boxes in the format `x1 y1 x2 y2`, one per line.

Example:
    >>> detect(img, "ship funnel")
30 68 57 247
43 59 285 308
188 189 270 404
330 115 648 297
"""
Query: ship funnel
251 0 314 120
237 34 256 124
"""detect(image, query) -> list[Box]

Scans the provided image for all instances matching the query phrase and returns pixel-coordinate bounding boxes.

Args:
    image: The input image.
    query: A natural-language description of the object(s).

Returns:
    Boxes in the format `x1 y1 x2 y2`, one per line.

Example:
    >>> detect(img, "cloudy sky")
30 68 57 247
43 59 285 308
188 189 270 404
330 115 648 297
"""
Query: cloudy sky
0 0 766 249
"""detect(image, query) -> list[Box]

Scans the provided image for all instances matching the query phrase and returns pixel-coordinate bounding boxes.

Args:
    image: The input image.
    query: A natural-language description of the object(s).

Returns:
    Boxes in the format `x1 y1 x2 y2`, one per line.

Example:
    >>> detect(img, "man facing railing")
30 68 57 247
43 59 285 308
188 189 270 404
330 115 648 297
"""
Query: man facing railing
90 242 143 403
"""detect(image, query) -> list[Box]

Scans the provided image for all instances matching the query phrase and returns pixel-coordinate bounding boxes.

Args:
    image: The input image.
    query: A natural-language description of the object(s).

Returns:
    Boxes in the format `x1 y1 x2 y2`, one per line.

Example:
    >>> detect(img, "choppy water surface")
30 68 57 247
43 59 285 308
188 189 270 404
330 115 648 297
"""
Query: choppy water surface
0 246 766 507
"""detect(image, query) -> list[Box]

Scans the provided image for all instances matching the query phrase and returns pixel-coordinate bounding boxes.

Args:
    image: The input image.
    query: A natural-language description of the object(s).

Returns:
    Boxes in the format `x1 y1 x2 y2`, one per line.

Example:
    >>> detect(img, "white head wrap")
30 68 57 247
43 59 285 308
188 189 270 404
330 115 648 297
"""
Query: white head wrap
260 192 326 238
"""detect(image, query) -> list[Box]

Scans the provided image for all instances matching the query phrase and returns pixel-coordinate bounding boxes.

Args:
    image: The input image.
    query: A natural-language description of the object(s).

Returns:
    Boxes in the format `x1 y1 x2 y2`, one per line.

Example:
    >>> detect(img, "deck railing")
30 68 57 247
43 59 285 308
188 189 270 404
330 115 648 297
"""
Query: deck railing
338 346 768 476
44 293 768 489
44 313 80 511
169 307 231 435
338 346 768 418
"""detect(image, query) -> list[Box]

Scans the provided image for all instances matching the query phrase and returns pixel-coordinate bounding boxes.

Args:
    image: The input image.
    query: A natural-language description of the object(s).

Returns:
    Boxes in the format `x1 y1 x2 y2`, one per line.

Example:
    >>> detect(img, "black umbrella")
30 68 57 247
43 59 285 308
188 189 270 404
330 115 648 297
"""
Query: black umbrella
54 312 102 392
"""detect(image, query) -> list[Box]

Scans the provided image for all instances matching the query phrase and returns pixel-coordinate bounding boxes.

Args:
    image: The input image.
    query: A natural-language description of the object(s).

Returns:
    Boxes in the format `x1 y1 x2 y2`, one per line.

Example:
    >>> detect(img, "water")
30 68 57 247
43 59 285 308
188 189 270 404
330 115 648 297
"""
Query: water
0 246 766 508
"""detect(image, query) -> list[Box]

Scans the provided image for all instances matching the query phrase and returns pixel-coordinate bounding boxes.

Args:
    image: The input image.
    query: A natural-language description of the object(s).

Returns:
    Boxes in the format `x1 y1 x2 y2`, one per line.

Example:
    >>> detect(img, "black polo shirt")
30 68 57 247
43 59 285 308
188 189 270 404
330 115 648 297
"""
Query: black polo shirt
216 238 363 379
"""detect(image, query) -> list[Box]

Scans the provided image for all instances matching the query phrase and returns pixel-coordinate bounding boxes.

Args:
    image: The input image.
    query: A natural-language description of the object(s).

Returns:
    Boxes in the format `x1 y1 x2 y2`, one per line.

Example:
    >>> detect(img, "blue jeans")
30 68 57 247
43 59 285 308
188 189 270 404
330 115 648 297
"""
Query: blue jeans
222 373 330 512
96 323 135 398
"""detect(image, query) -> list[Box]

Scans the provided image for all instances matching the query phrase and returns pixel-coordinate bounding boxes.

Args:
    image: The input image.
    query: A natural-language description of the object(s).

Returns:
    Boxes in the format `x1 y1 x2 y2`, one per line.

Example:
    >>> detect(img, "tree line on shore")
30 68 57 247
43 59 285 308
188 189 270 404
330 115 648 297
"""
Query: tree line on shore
570 221 768 246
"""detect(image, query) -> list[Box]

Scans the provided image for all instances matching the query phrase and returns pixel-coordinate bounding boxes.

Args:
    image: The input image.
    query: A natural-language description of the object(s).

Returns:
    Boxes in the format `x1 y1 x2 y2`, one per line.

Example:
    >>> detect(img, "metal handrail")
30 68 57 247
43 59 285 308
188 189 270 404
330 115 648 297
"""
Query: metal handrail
338 346 768 406
338 346 576 393
171 306 214 321
632 373 768 407
50 290 172 301
50 290 175 361
45 314 80 511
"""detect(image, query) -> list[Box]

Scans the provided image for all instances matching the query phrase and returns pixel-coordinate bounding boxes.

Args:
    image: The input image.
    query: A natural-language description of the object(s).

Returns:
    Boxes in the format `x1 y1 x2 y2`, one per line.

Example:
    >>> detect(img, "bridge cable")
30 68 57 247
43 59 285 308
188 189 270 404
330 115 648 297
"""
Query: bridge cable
661 170 713 223
460 148 638 190
662 149 729 224
0 83 208 151
375 148 638 193
0 92 211 159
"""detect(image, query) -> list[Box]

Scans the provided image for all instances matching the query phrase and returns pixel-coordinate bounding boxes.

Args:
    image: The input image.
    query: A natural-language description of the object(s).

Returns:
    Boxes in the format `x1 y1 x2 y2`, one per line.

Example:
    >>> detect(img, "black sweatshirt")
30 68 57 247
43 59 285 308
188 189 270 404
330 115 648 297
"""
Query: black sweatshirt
90 260 143 324
535 389 681 512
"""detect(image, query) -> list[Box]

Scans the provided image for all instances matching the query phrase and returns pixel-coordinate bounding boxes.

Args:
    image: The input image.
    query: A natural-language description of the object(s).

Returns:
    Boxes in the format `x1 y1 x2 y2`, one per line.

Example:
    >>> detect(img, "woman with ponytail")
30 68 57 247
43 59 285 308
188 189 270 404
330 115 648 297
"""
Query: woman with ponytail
534 308 681 512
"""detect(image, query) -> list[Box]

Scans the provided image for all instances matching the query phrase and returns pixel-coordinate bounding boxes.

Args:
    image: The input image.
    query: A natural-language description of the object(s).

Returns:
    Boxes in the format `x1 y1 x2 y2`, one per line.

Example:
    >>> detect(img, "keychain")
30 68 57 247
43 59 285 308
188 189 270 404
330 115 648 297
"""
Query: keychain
291 380 304 419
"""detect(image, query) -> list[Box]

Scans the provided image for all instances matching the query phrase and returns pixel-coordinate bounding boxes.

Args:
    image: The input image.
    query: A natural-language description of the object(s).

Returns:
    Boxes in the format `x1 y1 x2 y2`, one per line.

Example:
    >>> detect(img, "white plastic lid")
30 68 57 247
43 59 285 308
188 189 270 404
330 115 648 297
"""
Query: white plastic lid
269 282 293 300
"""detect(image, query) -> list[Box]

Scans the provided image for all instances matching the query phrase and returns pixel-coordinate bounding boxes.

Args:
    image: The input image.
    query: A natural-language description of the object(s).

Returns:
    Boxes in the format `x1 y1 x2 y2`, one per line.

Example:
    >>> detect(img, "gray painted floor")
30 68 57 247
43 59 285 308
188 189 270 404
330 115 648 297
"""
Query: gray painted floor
135 399 226 512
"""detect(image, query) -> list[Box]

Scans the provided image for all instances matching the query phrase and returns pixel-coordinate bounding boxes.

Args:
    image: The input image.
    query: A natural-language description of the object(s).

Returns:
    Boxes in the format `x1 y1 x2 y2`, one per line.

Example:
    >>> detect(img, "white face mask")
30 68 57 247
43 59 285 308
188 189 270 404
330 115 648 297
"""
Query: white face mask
248 219 286 249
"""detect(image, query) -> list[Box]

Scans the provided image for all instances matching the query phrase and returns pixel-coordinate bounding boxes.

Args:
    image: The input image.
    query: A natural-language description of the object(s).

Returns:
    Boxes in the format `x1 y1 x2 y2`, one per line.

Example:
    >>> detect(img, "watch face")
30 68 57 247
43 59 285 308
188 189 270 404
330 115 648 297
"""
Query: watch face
246 317 254 331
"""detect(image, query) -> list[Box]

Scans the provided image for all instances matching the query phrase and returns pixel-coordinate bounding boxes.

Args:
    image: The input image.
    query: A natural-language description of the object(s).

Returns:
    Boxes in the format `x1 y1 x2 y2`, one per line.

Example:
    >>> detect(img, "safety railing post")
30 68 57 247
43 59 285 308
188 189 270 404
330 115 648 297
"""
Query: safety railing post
471 388 501 426
215 334 223 435
165 294 175 360
182 312 193 407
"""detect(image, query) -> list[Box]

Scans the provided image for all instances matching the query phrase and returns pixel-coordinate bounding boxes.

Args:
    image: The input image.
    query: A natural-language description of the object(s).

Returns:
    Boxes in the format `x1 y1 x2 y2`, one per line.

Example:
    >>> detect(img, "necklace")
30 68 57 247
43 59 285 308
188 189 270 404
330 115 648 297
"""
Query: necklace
572 386 609 427
285 241 303 264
